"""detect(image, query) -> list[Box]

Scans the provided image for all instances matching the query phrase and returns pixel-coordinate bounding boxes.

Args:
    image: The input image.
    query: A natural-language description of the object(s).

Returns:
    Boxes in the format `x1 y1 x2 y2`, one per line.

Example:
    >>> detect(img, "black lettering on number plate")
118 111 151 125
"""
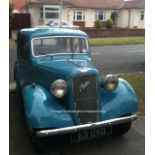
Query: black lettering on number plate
78 131 88 141
70 127 108 143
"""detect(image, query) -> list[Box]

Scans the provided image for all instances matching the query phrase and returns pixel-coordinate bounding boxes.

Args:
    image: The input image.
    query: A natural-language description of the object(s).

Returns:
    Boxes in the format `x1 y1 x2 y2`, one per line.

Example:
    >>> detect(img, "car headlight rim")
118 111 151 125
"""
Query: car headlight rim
103 74 118 91
51 79 67 98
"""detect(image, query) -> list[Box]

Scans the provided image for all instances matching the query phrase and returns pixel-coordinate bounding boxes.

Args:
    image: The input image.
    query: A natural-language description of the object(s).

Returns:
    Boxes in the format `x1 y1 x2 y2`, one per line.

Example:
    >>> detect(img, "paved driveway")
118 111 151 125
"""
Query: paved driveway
10 92 145 155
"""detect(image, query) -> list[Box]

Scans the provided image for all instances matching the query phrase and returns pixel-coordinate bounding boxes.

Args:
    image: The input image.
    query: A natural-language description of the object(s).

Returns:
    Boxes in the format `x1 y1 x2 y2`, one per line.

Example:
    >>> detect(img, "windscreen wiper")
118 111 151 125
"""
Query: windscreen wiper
72 41 79 58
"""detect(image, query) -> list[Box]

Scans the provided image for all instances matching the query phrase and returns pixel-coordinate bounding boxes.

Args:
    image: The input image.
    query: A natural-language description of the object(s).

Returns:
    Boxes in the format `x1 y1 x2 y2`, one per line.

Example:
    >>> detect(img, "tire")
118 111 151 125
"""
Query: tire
112 122 131 136
30 131 45 153
16 80 22 99
16 79 24 114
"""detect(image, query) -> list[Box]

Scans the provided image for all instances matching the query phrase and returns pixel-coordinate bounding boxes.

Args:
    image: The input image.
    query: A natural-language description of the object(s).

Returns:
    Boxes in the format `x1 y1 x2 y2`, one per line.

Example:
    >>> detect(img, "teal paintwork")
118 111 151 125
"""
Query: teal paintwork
23 85 74 129
22 79 138 129
19 27 88 39
15 28 138 130
99 78 138 121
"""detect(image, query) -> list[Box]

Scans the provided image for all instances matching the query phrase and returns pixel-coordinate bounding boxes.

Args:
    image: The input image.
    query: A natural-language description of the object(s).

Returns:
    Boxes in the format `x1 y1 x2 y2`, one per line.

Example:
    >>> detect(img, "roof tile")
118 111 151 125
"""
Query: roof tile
28 0 123 9
121 0 145 9
21 0 145 10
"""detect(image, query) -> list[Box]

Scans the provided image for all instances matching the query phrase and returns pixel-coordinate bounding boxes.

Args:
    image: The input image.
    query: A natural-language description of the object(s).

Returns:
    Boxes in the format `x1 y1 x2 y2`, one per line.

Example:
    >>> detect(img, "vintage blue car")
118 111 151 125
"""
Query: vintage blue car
14 27 138 152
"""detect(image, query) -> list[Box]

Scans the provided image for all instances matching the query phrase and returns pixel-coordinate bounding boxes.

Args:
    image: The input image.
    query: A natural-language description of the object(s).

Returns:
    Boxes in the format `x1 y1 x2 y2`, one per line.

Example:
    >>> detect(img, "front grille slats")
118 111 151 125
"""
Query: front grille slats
73 75 97 99
73 75 98 124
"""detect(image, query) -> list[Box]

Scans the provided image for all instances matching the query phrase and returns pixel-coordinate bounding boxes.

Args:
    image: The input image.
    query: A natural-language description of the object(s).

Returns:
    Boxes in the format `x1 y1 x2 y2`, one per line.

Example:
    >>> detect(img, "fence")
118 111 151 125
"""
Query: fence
11 13 31 30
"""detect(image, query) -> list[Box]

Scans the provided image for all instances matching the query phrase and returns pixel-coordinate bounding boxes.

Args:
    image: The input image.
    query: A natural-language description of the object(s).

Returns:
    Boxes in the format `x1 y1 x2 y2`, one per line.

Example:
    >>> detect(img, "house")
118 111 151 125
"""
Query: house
117 0 145 28
21 0 145 28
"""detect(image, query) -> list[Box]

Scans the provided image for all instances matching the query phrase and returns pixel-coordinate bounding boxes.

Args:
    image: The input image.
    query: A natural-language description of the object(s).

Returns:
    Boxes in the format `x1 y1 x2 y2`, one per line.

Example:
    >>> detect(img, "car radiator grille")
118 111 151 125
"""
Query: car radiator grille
72 75 98 124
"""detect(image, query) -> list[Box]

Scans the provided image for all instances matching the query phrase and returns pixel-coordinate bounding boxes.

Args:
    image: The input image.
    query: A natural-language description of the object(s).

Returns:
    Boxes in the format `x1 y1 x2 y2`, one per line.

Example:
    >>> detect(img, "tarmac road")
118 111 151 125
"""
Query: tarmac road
9 44 145 83
91 44 145 75
10 92 145 155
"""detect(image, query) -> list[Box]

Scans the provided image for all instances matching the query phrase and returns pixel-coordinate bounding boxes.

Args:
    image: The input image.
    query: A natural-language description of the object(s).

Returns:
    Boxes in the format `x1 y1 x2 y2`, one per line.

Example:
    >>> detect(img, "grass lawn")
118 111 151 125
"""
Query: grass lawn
120 72 145 115
89 37 145 46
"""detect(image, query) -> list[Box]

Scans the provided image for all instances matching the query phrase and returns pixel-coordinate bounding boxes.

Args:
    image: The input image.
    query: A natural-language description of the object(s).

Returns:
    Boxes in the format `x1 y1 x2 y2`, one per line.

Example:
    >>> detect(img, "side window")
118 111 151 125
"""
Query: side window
95 11 106 21
140 10 144 21
73 11 85 21
20 39 29 61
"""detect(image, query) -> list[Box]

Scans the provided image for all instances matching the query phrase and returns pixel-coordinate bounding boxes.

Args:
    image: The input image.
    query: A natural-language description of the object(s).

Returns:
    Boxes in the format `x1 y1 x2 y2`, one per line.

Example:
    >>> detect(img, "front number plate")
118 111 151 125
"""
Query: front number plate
70 127 111 143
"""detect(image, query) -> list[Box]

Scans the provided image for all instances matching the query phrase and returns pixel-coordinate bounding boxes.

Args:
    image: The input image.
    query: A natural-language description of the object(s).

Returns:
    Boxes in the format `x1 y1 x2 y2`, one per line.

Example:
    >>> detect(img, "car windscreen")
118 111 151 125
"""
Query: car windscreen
32 37 88 56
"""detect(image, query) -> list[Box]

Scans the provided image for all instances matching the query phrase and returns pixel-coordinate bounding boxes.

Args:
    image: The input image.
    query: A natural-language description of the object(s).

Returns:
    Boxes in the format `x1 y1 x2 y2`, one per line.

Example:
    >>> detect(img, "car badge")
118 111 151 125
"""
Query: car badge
80 81 90 92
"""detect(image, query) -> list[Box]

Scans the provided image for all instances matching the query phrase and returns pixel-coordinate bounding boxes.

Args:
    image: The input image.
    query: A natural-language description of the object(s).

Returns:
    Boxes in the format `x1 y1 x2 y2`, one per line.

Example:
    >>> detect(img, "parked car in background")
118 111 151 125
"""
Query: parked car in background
47 21 79 29
14 27 138 153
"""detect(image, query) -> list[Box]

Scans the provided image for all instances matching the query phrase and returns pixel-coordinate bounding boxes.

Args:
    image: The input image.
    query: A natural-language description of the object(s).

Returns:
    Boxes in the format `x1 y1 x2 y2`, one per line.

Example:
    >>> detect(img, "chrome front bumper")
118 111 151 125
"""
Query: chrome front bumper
36 114 137 138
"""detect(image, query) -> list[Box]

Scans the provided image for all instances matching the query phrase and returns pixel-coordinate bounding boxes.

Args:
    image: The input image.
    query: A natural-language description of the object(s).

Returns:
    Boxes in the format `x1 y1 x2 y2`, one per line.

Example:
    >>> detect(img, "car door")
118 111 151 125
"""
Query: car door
16 38 33 88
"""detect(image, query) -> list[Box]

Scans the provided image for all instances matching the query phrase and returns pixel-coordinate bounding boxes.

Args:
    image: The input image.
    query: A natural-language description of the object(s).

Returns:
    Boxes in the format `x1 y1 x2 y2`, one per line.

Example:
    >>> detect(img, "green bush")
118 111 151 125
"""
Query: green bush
106 19 113 28
95 19 102 28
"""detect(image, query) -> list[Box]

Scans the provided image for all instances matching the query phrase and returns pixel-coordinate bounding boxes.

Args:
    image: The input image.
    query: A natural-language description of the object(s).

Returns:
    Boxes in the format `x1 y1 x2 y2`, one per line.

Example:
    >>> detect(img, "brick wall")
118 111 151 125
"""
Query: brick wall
81 28 145 38
73 21 85 28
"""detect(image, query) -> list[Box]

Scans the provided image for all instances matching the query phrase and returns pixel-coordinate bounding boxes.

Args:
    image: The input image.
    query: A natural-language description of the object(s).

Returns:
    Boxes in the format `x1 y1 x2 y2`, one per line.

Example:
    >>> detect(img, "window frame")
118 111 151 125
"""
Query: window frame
95 10 106 21
140 10 144 21
73 11 85 21
31 36 89 58
40 5 60 20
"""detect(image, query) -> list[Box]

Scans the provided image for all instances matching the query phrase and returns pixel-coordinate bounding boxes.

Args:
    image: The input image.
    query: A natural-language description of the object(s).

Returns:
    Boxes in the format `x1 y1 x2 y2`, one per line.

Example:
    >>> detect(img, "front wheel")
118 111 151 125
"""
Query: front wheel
15 79 25 115
112 122 131 136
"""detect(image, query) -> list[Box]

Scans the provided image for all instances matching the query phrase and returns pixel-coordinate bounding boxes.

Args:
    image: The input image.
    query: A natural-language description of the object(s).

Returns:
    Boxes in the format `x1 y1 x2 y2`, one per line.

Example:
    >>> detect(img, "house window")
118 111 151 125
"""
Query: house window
40 8 43 19
40 6 60 20
73 11 85 21
140 10 144 21
95 11 106 21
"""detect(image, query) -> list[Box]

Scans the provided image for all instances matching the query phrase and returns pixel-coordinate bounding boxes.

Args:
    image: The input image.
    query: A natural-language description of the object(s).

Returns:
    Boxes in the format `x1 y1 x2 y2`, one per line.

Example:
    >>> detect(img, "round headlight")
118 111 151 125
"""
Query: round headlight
103 74 118 91
51 79 67 98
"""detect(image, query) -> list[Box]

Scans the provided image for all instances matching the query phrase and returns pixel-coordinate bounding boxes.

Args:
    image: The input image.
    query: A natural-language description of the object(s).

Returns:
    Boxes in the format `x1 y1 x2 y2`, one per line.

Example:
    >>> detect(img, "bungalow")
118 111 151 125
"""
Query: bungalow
117 0 145 28
21 0 144 28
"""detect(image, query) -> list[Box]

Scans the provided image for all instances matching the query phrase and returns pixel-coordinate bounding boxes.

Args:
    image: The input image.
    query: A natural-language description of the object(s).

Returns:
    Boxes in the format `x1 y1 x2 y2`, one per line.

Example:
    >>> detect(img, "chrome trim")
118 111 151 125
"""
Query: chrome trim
31 36 89 58
35 114 137 138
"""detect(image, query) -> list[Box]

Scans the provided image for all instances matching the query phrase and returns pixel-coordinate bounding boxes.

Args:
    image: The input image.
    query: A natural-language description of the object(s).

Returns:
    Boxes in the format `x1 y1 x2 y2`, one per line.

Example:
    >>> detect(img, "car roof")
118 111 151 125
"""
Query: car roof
19 27 88 39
